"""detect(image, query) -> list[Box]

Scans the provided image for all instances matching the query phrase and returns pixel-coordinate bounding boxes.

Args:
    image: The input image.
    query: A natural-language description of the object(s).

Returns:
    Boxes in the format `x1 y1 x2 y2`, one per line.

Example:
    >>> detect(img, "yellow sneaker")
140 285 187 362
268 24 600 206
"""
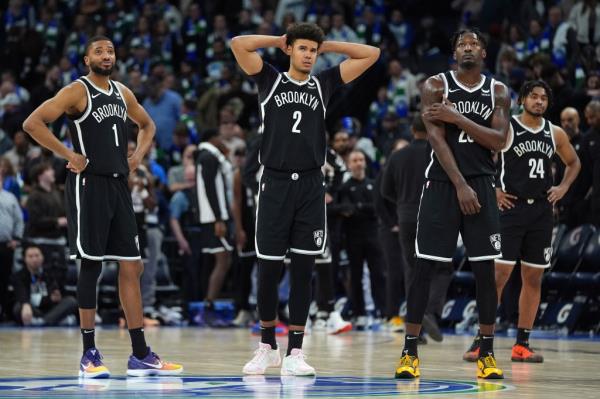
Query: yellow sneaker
477 354 504 379
79 348 110 379
387 316 405 333
395 353 420 379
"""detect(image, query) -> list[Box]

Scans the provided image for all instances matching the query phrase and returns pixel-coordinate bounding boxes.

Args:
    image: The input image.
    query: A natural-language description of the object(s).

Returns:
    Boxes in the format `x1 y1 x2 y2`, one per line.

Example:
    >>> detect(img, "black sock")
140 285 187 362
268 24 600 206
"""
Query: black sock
287 330 304 356
81 328 95 353
480 335 494 356
129 327 149 359
403 334 419 356
516 328 531 346
260 325 277 349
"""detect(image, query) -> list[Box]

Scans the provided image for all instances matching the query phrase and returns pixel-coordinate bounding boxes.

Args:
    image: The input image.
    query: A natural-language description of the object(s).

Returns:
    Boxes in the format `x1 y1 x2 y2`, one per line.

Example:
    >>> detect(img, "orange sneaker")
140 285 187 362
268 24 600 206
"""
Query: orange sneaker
511 344 544 363
463 335 480 362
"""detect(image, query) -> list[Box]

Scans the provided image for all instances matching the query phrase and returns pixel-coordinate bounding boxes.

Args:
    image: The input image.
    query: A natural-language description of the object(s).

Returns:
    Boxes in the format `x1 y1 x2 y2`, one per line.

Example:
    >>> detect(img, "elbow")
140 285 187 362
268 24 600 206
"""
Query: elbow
22 118 33 135
493 138 506 152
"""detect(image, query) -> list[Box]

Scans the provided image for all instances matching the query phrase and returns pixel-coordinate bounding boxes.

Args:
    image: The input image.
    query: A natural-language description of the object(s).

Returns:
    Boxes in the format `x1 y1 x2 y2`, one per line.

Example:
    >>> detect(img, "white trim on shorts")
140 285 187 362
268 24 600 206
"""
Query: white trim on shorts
468 254 502 261
496 259 517 265
521 260 550 269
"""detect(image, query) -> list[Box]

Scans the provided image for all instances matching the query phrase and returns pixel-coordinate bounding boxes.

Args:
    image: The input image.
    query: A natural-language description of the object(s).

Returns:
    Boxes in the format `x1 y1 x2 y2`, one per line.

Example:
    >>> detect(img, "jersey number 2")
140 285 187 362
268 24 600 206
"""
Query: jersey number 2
458 130 474 143
112 124 119 147
528 158 545 178
292 111 302 134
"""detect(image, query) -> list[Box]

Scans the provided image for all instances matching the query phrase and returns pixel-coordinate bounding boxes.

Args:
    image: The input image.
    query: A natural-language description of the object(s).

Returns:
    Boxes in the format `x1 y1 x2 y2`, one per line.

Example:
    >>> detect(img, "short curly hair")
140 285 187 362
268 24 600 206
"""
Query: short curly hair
518 80 553 107
286 22 324 48
450 27 487 50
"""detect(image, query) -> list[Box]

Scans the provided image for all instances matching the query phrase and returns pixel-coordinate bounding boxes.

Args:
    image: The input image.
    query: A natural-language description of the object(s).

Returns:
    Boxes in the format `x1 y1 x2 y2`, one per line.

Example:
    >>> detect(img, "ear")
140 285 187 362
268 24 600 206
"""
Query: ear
83 55 89 66
481 49 487 59
453 51 456 61
285 44 292 56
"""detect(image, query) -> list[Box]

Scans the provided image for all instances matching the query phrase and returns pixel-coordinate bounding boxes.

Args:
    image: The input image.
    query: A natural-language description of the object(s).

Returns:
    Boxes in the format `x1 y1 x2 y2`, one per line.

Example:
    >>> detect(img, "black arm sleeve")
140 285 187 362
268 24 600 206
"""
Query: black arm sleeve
199 154 225 222
249 62 280 100
12 270 30 305
314 65 344 106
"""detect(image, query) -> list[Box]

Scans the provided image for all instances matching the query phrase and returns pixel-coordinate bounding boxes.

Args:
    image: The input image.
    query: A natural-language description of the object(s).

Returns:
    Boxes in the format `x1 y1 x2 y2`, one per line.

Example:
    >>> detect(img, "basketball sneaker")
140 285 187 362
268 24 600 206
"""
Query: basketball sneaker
386 316 405 333
242 342 282 375
79 348 110 379
281 349 316 376
232 310 254 328
394 352 420 379
354 315 368 331
126 347 183 377
511 344 544 363
463 335 480 362
326 311 352 335
477 354 504 379
312 311 329 332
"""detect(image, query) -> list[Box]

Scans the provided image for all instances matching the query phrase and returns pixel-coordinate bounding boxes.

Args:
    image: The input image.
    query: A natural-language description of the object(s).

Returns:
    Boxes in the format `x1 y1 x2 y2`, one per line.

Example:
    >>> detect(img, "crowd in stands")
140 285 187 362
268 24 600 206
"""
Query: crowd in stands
1 0 600 331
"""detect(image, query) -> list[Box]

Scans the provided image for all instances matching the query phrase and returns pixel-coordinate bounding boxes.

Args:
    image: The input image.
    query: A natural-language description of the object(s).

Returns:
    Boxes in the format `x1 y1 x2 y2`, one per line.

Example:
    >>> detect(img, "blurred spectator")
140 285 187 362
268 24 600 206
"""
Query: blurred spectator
556 107 588 227
181 3 208 65
541 63 590 124
1 93 28 138
386 59 418 117
337 150 386 328
143 76 183 150
4 130 41 174
168 144 197 193
373 111 411 160
24 162 67 272
0 168 23 321
387 9 414 58
544 5 573 68
23 147 67 188
579 100 600 225
29 66 62 109
11 244 77 326
0 156 21 200
568 0 600 47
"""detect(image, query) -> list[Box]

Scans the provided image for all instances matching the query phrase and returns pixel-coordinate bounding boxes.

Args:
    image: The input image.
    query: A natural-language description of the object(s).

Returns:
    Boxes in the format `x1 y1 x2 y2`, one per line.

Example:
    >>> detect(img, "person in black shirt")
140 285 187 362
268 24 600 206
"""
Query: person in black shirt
396 28 511 380
578 100 600 226
232 22 379 375
12 245 77 326
338 150 386 329
381 116 453 341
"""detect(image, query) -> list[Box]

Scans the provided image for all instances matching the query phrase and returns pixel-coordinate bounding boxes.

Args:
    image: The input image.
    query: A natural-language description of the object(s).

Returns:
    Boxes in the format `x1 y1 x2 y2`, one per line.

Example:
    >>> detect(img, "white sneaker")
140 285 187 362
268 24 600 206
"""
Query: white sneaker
232 310 253 327
281 349 316 376
312 311 328 332
355 316 368 331
326 311 352 335
242 343 281 375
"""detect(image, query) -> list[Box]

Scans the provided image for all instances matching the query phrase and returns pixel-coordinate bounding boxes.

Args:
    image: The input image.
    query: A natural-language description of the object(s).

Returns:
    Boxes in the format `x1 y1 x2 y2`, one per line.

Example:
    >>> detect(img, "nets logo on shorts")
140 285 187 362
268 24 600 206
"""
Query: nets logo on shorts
544 247 552 262
134 235 139 251
489 234 501 251
313 230 324 247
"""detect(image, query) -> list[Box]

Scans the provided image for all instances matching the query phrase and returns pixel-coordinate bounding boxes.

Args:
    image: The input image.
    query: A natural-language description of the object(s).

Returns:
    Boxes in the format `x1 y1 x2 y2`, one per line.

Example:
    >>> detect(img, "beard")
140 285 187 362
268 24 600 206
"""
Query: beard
525 107 545 118
90 63 113 76
460 59 478 69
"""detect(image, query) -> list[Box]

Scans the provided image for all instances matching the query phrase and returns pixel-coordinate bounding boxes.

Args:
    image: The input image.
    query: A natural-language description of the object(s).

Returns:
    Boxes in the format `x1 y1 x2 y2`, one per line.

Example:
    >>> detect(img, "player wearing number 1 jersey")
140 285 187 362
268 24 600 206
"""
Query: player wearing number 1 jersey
23 36 182 378
231 23 379 376
464 81 580 364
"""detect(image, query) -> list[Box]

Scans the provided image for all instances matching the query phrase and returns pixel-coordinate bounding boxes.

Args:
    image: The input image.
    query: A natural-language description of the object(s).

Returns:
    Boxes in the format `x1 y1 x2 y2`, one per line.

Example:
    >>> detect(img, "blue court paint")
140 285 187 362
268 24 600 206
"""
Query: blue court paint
0 375 511 398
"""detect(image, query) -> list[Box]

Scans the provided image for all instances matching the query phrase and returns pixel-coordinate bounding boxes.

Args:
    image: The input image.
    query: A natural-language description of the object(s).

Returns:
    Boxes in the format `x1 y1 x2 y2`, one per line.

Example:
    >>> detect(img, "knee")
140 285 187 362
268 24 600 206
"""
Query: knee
120 261 144 279
522 269 543 288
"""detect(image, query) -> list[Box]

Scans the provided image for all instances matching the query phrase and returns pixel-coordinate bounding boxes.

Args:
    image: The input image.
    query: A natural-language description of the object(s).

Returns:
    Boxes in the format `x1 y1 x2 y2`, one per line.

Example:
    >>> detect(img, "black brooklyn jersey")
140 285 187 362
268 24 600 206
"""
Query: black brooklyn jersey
426 71 497 181
251 62 343 171
499 116 555 198
67 76 129 176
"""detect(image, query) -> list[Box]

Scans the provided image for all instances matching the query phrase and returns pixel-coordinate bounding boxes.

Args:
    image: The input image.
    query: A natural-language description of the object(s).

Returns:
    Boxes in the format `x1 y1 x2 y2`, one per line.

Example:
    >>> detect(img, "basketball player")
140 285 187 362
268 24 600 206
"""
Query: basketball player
231 23 379 375
464 81 580 363
395 28 510 380
22 36 182 378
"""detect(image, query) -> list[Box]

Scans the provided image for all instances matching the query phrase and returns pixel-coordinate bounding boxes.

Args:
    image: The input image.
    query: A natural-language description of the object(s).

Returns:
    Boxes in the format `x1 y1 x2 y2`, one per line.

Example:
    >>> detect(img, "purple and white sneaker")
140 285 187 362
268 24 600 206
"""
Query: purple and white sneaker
79 348 110 379
126 347 183 377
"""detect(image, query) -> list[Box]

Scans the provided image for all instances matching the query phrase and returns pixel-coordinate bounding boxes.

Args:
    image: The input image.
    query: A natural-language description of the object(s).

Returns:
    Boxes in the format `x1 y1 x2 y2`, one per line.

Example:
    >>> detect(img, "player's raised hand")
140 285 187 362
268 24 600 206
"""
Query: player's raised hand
278 34 288 52
66 152 89 174
456 182 481 215
496 188 517 210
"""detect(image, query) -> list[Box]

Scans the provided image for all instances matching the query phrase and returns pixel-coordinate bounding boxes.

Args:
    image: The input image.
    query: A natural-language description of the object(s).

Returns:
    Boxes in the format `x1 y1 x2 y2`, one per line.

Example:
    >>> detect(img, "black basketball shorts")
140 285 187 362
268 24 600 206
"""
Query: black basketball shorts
200 222 234 254
255 168 326 260
496 199 553 268
415 175 502 262
65 172 140 261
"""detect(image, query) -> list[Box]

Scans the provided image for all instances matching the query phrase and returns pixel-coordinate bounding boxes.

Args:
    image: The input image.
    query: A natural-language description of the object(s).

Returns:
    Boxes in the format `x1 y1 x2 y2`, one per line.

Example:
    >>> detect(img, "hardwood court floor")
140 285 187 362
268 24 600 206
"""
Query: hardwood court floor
0 327 598 398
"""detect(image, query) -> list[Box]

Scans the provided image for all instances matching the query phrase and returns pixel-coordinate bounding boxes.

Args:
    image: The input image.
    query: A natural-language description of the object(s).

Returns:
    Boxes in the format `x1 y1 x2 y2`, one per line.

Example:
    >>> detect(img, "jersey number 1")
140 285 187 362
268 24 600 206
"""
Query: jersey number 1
292 111 302 134
112 124 119 147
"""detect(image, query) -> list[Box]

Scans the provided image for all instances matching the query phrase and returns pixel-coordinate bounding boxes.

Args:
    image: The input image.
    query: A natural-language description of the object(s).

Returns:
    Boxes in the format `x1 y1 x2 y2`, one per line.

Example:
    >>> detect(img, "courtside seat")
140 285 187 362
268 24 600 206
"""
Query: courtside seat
453 244 474 286
545 224 596 288
550 224 568 267
573 230 600 289
98 262 119 307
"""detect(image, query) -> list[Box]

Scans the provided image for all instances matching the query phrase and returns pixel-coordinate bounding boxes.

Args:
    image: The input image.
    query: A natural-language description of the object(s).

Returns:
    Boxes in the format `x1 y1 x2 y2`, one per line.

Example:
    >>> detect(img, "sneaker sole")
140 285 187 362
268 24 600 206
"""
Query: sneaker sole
242 359 282 375
478 372 504 379
78 370 110 379
394 370 419 379
328 324 352 335
511 356 544 363
280 368 316 376
127 368 183 377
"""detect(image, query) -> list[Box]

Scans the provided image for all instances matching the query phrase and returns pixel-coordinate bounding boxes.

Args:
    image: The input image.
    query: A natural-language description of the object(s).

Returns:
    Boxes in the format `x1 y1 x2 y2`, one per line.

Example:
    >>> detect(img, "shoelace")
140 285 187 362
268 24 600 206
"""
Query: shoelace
88 351 104 367
482 355 497 369
399 354 414 368
251 348 271 364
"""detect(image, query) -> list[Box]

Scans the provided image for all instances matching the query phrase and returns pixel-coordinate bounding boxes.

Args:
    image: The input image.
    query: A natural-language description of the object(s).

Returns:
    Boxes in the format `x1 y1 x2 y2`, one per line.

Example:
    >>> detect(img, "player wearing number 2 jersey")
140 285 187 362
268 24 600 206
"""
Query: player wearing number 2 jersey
464 80 580 364
231 23 379 376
